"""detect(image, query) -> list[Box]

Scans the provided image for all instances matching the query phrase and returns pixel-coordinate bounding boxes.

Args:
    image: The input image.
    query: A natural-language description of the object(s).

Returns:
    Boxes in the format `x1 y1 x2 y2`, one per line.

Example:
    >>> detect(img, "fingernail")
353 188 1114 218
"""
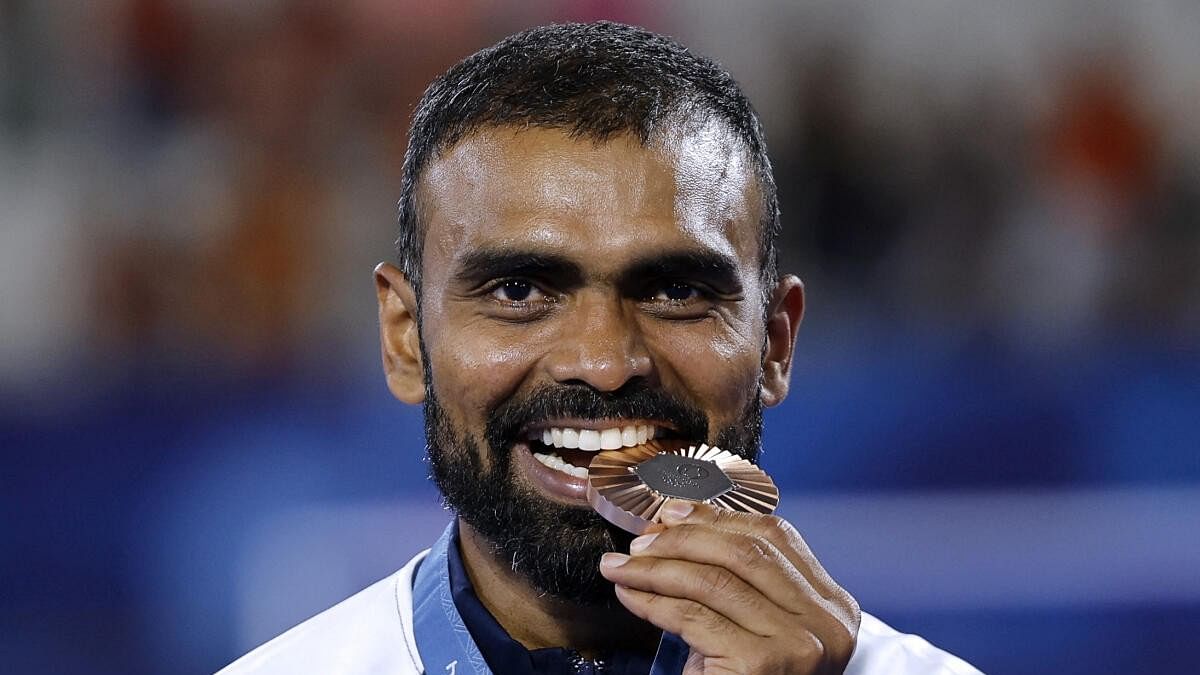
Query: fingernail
628 532 658 554
600 552 630 568
661 500 695 522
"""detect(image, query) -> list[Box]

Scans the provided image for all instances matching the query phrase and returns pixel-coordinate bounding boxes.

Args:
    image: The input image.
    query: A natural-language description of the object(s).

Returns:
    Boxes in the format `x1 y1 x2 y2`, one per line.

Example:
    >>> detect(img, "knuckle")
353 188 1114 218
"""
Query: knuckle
713 506 753 529
633 586 672 612
679 599 708 624
763 514 787 530
827 586 862 628
833 628 858 663
642 556 672 577
697 565 738 594
803 609 860 669
734 534 773 569
647 525 685 556
624 556 663 583
795 632 827 664
677 600 724 634
702 608 727 633
668 523 699 545
824 623 858 667
836 598 863 642
760 514 799 547
844 592 862 625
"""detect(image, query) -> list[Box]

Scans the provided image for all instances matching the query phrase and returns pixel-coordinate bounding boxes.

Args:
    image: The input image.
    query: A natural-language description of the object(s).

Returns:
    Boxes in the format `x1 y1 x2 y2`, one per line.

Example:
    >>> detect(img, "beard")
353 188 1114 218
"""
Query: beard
424 379 764 606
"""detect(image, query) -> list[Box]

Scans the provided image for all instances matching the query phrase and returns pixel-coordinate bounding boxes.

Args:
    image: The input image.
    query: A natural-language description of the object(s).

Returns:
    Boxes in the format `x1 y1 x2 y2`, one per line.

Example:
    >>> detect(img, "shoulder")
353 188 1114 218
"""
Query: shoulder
846 611 983 675
216 551 428 675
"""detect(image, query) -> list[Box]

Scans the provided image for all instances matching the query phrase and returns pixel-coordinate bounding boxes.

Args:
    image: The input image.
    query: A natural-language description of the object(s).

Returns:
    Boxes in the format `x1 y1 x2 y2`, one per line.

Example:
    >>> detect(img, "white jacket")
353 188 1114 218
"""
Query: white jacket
219 550 982 675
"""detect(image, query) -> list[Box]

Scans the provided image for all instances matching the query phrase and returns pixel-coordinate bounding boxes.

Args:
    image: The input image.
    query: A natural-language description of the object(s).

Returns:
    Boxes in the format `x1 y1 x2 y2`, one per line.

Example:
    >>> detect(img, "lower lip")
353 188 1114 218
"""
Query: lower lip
513 441 590 504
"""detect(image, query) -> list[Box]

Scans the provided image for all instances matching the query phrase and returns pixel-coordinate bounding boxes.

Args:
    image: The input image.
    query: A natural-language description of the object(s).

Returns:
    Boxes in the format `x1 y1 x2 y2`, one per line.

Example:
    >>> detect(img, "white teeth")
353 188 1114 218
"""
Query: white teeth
599 428 622 450
561 428 579 449
534 451 564 471
533 450 589 478
533 424 661 450
621 426 638 447
578 429 601 451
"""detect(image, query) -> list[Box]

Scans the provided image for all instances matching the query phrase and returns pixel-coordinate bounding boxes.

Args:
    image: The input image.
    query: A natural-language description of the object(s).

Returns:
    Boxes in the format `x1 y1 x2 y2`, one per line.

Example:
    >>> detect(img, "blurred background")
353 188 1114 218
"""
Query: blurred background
2 1 1198 673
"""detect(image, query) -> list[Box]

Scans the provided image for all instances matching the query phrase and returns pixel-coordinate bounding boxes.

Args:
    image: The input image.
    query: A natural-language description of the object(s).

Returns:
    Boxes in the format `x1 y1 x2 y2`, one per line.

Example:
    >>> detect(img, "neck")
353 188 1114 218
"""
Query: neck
457 518 661 658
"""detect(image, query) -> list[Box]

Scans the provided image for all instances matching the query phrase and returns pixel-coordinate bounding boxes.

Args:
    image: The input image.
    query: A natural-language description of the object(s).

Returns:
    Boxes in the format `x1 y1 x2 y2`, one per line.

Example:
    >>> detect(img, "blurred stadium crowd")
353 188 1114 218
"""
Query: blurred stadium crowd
2 2 1197 674
3 0 1200 386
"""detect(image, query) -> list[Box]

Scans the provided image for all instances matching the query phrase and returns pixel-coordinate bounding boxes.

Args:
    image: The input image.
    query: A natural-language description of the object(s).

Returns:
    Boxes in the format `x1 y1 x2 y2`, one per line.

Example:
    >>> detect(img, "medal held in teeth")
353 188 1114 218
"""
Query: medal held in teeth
587 440 780 534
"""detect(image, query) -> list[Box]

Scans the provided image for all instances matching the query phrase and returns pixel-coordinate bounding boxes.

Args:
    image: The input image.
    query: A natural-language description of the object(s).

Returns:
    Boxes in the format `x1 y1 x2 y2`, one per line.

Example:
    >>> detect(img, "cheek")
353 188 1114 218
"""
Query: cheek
654 324 763 416
426 321 541 423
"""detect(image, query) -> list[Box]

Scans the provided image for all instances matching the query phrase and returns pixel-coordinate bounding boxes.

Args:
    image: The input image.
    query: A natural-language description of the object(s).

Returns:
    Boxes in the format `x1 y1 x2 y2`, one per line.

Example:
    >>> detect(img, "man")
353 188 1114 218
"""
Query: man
221 22 981 675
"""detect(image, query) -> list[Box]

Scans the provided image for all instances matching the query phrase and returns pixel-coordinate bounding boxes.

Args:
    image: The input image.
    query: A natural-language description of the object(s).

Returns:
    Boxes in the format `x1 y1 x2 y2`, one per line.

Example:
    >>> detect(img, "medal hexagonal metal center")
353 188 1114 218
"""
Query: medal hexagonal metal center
632 453 735 501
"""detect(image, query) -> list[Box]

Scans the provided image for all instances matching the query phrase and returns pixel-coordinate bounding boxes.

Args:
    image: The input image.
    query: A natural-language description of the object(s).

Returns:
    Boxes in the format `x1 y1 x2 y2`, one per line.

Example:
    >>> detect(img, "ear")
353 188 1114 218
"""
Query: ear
375 262 426 404
759 275 805 408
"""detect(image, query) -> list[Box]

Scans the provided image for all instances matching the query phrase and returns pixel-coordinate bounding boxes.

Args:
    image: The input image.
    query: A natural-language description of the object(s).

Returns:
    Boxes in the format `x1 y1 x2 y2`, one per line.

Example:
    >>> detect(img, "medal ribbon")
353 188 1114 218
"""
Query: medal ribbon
411 523 492 675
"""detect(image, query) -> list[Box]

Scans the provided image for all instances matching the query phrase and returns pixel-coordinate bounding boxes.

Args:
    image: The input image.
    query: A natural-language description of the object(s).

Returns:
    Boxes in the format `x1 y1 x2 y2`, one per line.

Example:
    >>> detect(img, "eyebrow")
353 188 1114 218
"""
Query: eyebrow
619 250 742 292
452 249 585 288
451 246 743 292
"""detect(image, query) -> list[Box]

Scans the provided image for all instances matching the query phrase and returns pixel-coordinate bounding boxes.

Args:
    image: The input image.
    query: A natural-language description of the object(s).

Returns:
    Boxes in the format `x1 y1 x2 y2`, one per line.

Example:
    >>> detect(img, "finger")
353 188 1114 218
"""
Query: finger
612 584 758 660
623 524 822 616
641 521 669 535
599 552 786 635
660 500 845 601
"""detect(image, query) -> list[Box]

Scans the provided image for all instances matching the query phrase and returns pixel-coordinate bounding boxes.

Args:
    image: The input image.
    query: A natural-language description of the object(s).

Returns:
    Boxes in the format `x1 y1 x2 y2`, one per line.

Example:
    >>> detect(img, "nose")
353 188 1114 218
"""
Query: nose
544 292 653 392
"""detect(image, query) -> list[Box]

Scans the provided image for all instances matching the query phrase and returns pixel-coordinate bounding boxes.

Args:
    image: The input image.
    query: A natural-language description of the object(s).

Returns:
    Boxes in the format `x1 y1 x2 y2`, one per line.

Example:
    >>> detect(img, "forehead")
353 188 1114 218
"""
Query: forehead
416 124 762 276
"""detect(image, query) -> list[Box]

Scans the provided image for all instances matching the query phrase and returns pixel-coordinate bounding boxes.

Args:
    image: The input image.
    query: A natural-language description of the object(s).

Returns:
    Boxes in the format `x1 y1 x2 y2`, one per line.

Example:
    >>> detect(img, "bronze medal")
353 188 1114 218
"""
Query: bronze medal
586 440 780 534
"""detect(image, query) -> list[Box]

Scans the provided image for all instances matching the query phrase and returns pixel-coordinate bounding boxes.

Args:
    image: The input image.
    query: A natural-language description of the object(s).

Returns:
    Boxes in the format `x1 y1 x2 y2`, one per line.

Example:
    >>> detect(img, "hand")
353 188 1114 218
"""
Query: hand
599 500 860 674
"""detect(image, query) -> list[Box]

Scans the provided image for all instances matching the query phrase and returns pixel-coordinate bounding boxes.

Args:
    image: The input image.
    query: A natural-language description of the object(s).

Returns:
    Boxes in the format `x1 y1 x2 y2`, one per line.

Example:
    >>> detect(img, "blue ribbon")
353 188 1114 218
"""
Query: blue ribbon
411 524 492 675
411 521 688 675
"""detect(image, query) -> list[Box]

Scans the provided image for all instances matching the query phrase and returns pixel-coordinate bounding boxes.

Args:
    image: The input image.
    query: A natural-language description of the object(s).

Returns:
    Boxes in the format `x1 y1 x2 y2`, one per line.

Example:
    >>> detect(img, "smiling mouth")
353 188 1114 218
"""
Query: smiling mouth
523 423 669 479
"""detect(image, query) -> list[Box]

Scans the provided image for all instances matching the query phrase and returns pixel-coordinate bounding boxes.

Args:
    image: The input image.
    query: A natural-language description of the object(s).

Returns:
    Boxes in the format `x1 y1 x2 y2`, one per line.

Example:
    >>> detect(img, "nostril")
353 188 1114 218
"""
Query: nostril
551 360 650 392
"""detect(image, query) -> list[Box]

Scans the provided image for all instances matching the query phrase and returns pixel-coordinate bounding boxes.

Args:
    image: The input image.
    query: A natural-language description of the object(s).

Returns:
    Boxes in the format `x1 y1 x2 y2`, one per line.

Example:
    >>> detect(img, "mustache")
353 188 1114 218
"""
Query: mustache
484 380 710 453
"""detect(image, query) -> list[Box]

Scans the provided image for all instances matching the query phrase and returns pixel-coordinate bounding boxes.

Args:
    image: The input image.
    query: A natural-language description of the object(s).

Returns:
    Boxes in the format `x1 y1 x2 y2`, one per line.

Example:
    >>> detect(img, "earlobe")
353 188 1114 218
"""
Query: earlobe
375 262 426 404
759 275 805 408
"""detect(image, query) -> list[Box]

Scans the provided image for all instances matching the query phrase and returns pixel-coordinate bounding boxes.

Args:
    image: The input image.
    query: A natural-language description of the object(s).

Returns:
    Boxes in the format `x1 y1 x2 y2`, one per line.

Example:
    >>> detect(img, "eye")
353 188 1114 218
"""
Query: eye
489 279 546 303
651 282 701 303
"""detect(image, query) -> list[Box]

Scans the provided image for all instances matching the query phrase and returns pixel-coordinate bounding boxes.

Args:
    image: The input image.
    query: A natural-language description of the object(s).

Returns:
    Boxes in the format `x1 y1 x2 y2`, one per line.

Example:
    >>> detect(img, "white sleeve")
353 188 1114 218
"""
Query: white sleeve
216 551 427 675
845 612 984 675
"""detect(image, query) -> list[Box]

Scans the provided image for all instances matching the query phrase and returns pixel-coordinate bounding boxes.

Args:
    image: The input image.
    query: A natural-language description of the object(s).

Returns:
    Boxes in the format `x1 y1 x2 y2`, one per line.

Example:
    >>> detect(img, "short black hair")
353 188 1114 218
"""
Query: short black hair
396 21 779 293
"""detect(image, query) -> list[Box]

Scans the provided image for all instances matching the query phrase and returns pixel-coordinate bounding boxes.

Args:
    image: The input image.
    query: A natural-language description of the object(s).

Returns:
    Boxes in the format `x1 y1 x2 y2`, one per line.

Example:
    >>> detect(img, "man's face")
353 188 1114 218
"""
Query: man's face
379 124 800 603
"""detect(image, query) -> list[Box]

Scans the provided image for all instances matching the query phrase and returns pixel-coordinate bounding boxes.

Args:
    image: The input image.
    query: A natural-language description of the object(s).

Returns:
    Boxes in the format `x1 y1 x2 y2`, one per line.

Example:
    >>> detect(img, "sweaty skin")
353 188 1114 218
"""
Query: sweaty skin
375 125 857 672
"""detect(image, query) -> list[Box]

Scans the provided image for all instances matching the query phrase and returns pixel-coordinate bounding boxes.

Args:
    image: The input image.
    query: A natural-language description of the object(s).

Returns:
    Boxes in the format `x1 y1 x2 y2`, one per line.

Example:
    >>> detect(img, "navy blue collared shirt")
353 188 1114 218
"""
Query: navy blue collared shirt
446 536 656 675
